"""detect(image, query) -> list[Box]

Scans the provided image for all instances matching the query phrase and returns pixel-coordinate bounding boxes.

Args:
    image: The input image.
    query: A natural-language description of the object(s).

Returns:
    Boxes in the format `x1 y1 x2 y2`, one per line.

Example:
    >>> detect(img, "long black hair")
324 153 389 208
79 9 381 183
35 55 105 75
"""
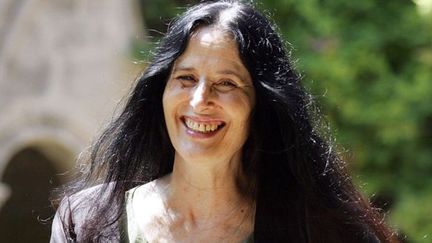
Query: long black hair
54 1 397 242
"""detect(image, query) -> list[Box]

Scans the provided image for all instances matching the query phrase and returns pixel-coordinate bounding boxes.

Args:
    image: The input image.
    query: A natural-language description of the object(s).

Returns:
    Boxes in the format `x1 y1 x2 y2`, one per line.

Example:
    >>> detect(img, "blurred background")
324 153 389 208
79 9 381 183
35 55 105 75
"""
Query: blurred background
0 0 430 242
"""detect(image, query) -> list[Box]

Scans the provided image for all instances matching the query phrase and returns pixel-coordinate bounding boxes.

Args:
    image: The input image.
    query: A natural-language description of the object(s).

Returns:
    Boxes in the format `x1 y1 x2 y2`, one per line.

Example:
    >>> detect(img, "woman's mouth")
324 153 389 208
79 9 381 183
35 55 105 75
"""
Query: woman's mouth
181 116 225 135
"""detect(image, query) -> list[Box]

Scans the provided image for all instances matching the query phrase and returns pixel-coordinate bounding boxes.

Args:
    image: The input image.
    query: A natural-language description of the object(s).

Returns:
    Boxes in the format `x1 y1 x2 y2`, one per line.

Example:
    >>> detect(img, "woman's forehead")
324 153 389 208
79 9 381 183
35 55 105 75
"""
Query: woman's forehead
189 26 235 48
172 27 251 84
175 26 242 69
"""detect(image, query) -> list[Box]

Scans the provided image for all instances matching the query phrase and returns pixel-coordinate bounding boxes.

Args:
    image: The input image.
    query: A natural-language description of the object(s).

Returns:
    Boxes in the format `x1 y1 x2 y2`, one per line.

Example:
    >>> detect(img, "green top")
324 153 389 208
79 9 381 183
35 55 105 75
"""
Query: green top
124 186 254 243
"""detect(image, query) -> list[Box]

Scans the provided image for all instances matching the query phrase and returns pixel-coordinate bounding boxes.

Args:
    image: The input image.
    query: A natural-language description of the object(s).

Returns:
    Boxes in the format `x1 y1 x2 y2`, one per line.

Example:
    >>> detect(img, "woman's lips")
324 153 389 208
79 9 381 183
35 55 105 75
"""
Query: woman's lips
181 116 225 138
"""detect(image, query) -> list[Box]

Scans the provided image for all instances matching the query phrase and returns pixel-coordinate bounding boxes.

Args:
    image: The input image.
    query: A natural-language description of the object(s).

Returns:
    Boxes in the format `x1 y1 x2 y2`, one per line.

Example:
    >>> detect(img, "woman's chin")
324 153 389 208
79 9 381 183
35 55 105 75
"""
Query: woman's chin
177 150 218 162
175 147 227 164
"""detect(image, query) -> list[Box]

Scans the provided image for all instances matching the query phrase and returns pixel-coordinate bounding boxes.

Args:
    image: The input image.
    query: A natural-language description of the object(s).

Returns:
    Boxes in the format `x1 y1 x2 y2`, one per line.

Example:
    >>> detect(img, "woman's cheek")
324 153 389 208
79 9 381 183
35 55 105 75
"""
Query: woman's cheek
222 92 254 114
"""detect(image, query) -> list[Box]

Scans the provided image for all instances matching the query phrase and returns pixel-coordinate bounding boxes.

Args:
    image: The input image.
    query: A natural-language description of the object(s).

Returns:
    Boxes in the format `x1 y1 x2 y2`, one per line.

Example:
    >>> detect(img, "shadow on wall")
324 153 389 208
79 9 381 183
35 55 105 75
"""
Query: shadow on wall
0 148 61 243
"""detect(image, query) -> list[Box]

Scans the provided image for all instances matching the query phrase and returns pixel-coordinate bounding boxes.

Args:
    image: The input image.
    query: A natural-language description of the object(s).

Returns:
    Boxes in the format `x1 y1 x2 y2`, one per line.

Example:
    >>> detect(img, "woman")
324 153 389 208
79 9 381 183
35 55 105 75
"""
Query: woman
51 1 398 242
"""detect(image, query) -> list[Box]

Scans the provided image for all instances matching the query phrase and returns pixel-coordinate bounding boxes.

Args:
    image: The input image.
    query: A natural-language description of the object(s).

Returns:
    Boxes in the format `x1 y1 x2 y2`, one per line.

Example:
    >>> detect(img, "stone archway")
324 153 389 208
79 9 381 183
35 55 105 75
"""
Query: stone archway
0 147 67 243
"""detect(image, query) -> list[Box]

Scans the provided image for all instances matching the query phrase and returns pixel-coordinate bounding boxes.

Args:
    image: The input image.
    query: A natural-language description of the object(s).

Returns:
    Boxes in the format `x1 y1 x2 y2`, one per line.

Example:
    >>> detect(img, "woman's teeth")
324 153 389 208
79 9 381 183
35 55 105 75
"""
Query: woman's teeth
185 118 222 133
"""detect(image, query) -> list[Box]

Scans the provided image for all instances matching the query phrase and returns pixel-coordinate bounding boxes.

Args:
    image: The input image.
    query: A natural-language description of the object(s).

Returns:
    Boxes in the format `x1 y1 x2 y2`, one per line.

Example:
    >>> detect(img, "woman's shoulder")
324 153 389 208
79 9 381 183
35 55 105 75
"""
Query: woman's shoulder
126 177 169 213
125 177 170 243
58 183 116 213
50 182 118 242
58 178 165 212
56 183 112 211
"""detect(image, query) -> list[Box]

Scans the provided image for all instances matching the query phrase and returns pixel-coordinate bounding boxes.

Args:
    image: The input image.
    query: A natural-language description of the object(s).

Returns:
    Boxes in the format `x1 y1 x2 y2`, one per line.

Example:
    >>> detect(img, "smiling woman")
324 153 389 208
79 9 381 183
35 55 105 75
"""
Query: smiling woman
163 27 255 166
51 1 398 242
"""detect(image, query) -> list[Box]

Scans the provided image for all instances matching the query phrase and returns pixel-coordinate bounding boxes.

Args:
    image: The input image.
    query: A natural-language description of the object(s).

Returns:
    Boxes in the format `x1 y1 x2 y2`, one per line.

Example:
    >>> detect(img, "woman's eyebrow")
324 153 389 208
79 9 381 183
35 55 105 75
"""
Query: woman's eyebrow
172 66 196 73
217 69 240 76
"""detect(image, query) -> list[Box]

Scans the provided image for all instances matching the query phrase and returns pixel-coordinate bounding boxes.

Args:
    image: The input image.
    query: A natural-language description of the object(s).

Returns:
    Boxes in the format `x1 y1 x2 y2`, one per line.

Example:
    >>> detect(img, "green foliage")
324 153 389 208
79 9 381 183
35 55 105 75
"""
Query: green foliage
133 0 199 60
390 189 432 242
138 0 432 241
139 0 199 38
264 1 432 241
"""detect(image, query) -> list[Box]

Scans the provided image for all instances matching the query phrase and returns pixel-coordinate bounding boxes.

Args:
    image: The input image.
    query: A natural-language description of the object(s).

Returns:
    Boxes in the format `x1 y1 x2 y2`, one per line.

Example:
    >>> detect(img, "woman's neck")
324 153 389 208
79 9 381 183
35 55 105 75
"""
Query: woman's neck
163 153 251 224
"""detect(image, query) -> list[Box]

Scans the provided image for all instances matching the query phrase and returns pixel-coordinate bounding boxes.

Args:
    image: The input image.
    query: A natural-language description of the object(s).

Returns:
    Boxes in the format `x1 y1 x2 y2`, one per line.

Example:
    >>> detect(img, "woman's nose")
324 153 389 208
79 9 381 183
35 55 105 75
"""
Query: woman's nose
190 79 214 111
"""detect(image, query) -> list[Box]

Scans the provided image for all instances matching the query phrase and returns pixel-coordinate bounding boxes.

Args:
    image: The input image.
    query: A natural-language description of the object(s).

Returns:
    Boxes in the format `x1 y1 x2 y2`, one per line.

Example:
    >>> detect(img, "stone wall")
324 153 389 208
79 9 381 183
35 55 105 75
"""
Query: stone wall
0 0 144 241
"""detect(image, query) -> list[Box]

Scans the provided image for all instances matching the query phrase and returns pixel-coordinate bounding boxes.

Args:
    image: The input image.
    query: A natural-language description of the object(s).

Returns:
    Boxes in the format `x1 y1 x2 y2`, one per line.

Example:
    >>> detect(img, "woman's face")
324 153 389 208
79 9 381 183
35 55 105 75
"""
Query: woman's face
162 26 255 165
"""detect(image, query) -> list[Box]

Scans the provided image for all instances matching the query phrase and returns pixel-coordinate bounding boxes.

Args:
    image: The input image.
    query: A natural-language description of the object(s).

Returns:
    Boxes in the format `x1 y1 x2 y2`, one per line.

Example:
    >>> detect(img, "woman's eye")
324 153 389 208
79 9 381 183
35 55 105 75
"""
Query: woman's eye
177 75 194 81
176 75 196 87
215 80 237 92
